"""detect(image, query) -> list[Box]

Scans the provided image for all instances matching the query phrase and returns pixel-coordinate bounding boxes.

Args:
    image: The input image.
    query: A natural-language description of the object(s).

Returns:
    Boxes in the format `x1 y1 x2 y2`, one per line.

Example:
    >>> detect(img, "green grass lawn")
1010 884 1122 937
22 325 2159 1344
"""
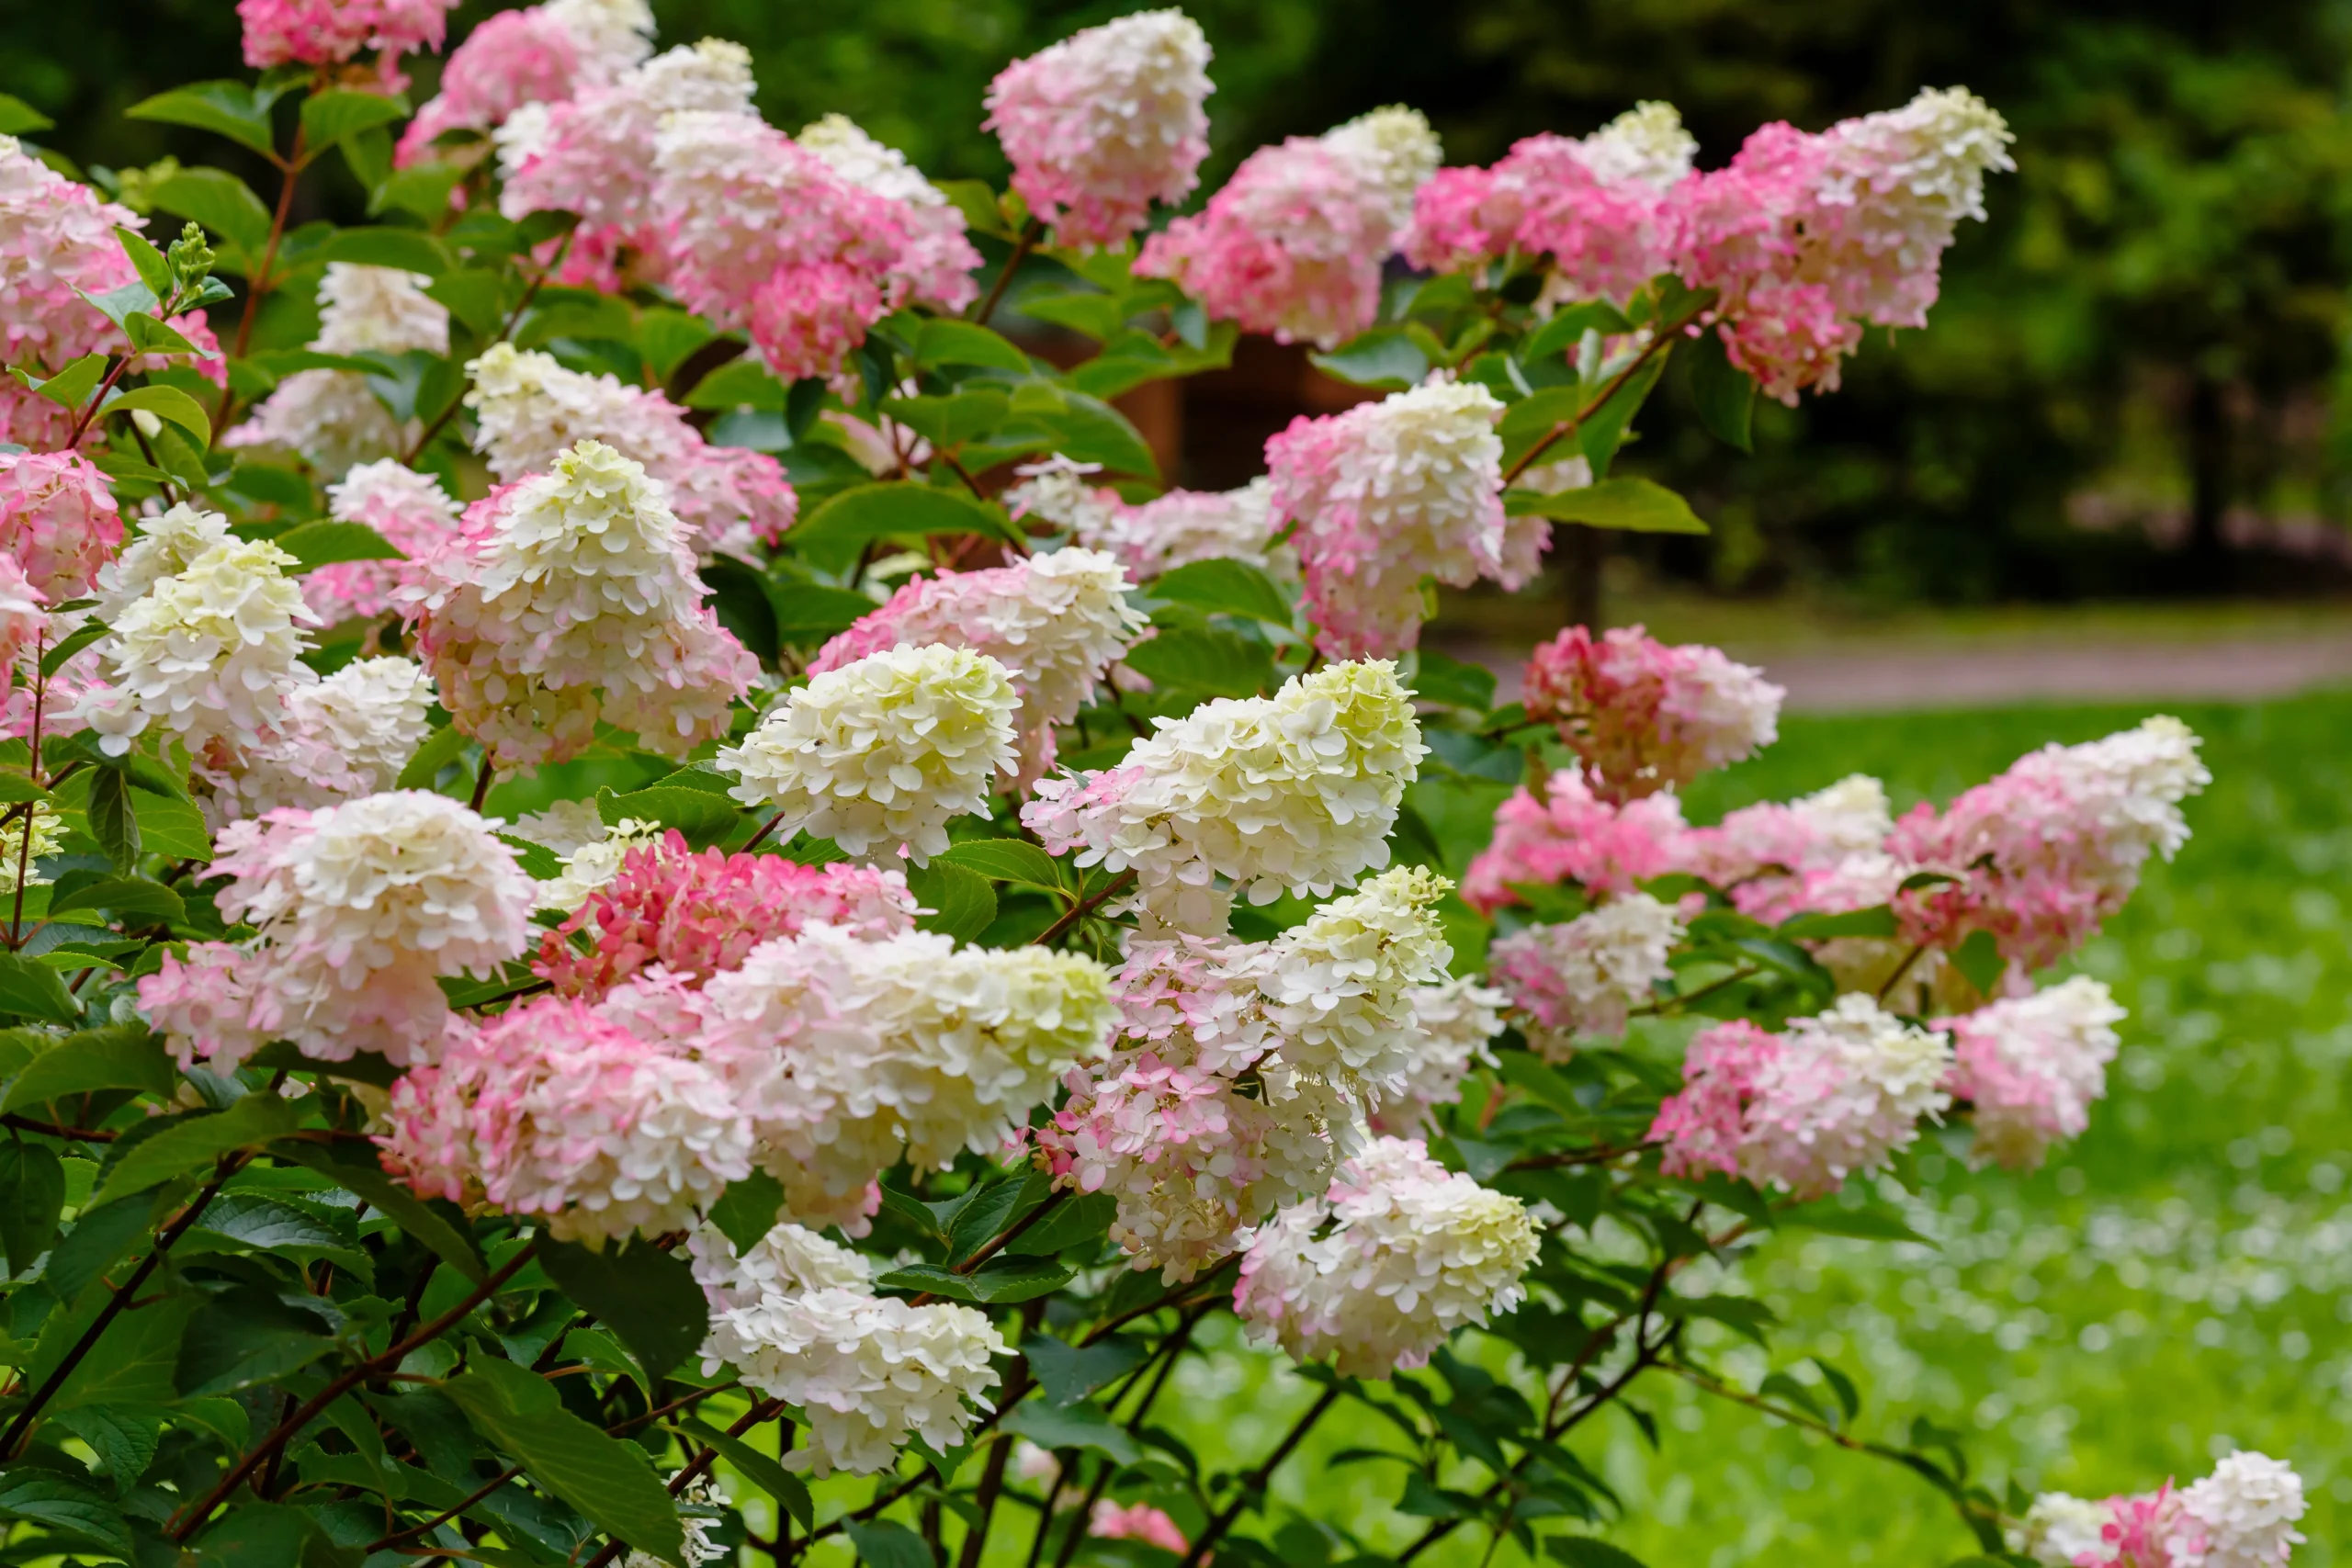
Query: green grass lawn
1146 686 2352 1567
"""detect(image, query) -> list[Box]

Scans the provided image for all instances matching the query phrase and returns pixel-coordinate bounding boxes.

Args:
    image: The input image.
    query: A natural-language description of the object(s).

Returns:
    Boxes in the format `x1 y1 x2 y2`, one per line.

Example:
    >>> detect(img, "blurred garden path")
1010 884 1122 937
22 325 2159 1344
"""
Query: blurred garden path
1450 602 2352 712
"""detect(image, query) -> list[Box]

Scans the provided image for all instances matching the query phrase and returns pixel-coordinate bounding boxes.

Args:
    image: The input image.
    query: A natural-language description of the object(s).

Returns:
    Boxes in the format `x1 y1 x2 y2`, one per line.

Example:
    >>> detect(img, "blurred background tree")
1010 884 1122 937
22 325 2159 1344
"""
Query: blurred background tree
9 0 2352 607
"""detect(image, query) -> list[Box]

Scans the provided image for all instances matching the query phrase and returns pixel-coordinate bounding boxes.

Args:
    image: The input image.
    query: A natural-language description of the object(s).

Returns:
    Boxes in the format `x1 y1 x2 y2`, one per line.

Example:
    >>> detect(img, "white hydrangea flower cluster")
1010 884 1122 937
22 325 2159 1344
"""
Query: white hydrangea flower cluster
400 439 756 767
1368 976 1508 1135
1001 456 1121 540
719 643 1019 864
1321 106 1445 228
1739 994 1953 1196
1815 87 2017 329
196 656 436 829
1003 457 1288 582
1023 660 1427 933
1039 868 1455 1280
691 922 1117 1228
224 265 451 477
1236 1136 1539 1377
1577 100 1701 191
2014 1451 2306 1568
92 514 321 757
1487 891 1686 1059
797 113 982 312
691 1220 1007 1476
0 803 63 894
1939 975 2124 1171
2009 1493 2110 1566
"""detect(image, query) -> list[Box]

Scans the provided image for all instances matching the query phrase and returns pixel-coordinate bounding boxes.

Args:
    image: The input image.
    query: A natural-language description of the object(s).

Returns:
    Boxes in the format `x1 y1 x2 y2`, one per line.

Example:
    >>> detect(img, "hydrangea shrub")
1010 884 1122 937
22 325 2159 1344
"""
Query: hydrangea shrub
0 9 2303 1568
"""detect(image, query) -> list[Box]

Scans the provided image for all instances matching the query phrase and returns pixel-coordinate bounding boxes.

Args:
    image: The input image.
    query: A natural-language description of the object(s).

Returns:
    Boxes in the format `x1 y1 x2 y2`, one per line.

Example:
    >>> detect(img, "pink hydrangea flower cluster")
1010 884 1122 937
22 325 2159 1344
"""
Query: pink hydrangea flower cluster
381 993 752 1247
0 557 46 674
397 0 654 164
1939 976 2124 1172
534 829 917 1000
397 440 756 767
1649 994 1951 1198
1461 766 1690 915
798 115 983 314
0 450 121 601
1677 773 1893 908
1407 101 1697 308
1888 716 2209 976
1487 892 1685 1056
1522 625 1785 802
300 460 461 625
983 10 1213 250
138 792 537 1071
1671 88 2013 402
237 0 458 80
649 110 911 381
1090 1504 1189 1554
1264 380 1539 659
464 344 796 558
1138 107 1440 349
2016 1451 2306 1568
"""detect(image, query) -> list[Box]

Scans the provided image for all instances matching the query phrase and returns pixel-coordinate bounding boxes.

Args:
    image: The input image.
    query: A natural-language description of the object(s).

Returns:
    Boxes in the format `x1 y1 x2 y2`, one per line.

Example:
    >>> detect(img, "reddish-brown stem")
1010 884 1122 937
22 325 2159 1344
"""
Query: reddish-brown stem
1499 324 1683 487
216 122 308 434
1031 870 1135 949
971 217 1043 326
1176 1385 1340 1568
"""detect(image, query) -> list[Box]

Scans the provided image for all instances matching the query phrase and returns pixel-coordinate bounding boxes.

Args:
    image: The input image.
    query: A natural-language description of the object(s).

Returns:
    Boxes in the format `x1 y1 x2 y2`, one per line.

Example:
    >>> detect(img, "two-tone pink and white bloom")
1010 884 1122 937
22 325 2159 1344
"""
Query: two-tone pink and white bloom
1522 625 1783 801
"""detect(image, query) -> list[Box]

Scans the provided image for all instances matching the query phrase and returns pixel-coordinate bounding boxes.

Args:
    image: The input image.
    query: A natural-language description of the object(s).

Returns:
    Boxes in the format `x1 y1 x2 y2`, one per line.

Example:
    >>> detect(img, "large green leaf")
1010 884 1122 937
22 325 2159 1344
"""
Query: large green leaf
790 483 1018 556
1000 1399 1142 1463
0 1141 64 1272
273 1141 487 1283
1311 327 1431 391
707 1171 786 1257
1684 325 1756 452
317 226 451 277
300 89 410 162
85 765 139 873
873 1258 1075 1304
905 861 997 943
0 1466 135 1555
444 1355 686 1567
148 168 273 260
91 1095 305 1208
125 82 277 161
595 784 737 849
1502 477 1709 535
1023 1333 1150 1407
881 390 1009 451
934 840 1068 897
0 950 81 1024
1521 301 1636 364
845 1519 936 1568
1 1022 173 1113
1148 558 1294 629
678 1416 813 1530
103 385 212 446
1546 1538 1652 1568
48 876 185 925
0 93 55 136
1120 626 1272 697
538 1237 709 1382
275 520 403 571
913 319 1030 374
175 1285 335 1396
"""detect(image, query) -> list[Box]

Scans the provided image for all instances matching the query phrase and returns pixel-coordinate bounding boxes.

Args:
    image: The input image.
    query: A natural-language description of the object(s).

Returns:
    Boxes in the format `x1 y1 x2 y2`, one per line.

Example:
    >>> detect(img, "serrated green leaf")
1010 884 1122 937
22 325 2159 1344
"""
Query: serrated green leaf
0 1141 65 1273
935 839 1067 895
680 355 790 411
708 1171 786 1256
1002 1190 1114 1256
0 951 81 1024
1503 477 1708 535
881 390 1010 451
1000 1397 1142 1462
396 722 469 791
272 1141 487 1283
48 876 185 925
1120 626 1272 698
149 168 273 260
444 1355 685 1567
874 1257 1074 1303
176 1285 335 1395
539 1236 709 1382
1778 1200 1933 1247
92 1095 304 1208
1 1023 173 1113
0 1466 134 1554
1148 558 1293 628
102 384 212 446
126 82 277 161
85 765 139 873
1409 649 1497 711
1023 1334 1149 1407
680 1415 813 1529
300 89 410 162
595 784 737 849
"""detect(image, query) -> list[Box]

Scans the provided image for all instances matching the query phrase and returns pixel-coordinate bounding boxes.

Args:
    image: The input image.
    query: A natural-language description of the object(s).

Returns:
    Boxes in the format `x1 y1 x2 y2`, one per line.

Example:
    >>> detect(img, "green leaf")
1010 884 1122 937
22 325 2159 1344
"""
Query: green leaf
1120 626 1272 697
148 168 274 259
126 788 209 860
85 764 139 873
1775 906 1898 941
397 722 469 791
0 1142 65 1272
1017 291 1130 342
13 351 108 412
1685 326 1756 452
91 1095 304 1208
40 622 108 682
701 558 778 663
1311 327 1431 390
913 319 1030 374
274 520 403 571
1023 1334 1149 1407
1779 1200 1932 1247
50 1299 193 1421
1952 929 2006 997
2 1023 173 1113
0 1466 134 1555
444 1355 685 1567
882 390 1009 451
874 1257 1074 1304
845 1519 936 1568
789 483 1018 557
1545 1539 1651 1568
769 581 876 644
1017 389 1159 479
595 784 737 849
176 1285 335 1395
300 89 410 162
639 308 718 380
272 1141 487 1283
317 226 451 277
538 1236 710 1382
906 861 998 943
0 93 56 135
679 355 790 411
182 1191 367 1272
125 311 207 357
48 876 185 925
1002 1190 1114 1256
126 82 277 161
932 179 1011 239
1521 301 1636 364
1148 558 1293 629
102 384 212 446
679 1415 813 1529
0 951 81 1024
1503 477 1708 535
1001 1397 1142 1463
708 1171 786 1256
935 840 1067 896
496 832 561 881
1409 649 1497 711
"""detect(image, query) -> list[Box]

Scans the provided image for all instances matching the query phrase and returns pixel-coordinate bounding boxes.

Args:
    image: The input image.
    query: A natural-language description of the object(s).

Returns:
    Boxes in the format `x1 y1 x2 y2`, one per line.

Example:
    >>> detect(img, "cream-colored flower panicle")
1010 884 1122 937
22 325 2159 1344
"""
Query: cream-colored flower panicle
720 643 1019 863
1023 660 1428 932
400 439 757 767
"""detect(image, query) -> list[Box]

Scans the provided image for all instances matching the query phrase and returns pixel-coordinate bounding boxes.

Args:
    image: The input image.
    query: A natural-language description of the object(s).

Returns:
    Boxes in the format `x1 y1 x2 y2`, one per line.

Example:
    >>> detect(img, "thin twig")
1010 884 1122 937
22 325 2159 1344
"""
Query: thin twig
1031 870 1135 949
1175 1385 1340 1568
1873 942 1928 1004
1499 323 1684 487
467 759 496 814
0 1113 118 1144
742 810 788 853
971 218 1043 326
